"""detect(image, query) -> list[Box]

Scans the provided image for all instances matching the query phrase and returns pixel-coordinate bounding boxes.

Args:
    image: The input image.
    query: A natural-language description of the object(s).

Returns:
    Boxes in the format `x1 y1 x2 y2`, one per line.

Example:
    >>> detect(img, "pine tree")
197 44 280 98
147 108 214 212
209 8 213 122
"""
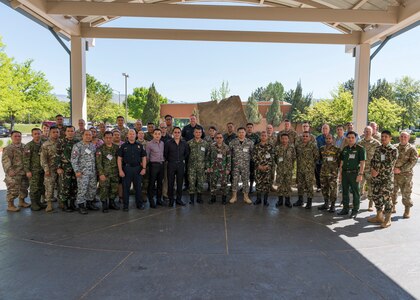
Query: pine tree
266 97 282 126
246 95 261 123
142 83 160 125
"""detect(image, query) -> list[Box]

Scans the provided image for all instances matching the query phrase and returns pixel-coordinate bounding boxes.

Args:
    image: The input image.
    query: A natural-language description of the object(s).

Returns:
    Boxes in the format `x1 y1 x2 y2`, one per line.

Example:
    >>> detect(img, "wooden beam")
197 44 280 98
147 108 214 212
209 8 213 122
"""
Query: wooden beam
46 2 398 24
81 26 361 44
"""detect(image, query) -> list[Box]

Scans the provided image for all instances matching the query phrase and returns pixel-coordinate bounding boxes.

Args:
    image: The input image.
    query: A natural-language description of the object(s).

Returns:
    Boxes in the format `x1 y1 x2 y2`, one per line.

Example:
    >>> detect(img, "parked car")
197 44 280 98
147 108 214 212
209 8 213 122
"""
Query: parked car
0 125 10 137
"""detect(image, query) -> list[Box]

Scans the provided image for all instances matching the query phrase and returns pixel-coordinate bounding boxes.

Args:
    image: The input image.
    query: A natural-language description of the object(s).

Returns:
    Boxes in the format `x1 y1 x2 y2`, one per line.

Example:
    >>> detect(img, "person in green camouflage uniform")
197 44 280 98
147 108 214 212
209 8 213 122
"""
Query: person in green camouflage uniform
246 123 260 194
116 116 129 142
145 123 155 142
294 131 319 209
369 130 398 228
23 128 45 211
187 128 209 204
74 119 86 141
392 131 418 218
55 114 66 140
40 127 60 212
274 133 296 208
318 134 341 212
207 133 231 204
359 126 380 211
2 131 30 212
56 126 78 212
252 131 274 206
278 120 297 145
96 131 120 212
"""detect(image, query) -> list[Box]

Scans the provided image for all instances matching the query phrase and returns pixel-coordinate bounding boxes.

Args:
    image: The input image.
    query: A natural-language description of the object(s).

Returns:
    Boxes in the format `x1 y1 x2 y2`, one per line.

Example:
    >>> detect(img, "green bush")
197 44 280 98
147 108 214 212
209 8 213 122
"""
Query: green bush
416 132 420 138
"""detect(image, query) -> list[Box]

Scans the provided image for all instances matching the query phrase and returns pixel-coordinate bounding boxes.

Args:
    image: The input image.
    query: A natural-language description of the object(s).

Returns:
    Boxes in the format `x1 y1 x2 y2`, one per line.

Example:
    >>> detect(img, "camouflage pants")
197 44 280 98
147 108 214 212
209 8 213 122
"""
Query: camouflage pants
44 172 57 203
29 171 44 205
255 168 272 193
5 175 29 202
276 171 293 197
76 172 97 205
320 174 338 201
393 174 413 207
371 176 394 214
361 171 373 199
297 170 314 197
232 163 250 192
99 175 119 201
60 168 77 203
210 170 229 196
188 165 205 194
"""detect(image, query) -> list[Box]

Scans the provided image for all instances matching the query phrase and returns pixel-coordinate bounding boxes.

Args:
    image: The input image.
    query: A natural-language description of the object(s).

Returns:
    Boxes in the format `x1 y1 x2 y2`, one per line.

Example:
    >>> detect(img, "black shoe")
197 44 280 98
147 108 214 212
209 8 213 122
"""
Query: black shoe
149 198 157 209
168 200 174 208
63 202 74 212
350 210 358 219
136 203 145 210
328 202 336 213
293 196 304 207
78 203 88 215
102 200 109 213
285 197 292 208
189 194 195 205
305 198 312 209
87 201 99 211
197 193 203 204
157 198 165 206
276 196 284 208
123 207 129 212
109 199 120 210
254 193 262 205
318 203 329 211
337 209 349 216
70 200 77 211
209 195 216 204
176 200 186 206
222 195 227 205
263 194 269 207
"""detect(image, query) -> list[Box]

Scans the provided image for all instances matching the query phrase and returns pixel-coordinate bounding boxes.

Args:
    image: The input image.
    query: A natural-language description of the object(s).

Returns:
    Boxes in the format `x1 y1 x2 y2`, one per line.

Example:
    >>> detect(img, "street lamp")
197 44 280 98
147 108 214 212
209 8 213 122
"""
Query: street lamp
113 89 121 106
122 73 129 121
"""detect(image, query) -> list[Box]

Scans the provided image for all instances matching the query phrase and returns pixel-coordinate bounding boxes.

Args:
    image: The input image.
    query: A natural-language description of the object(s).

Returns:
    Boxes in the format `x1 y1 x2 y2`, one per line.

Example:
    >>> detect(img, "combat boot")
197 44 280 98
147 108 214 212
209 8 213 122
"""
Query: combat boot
45 201 53 212
318 198 329 210
293 195 303 207
197 193 203 204
87 201 99 211
368 200 374 212
381 213 392 228
31 201 42 211
263 194 269 207
222 195 227 205
189 194 195 205
78 203 88 215
70 199 78 211
243 193 252 204
403 206 411 219
209 195 216 204
367 210 384 223
254 193 262 205
63 201 73 213
102 200 109 213
305 198 312 209
18 198 31 208
275 196 283 207
328 201 336 213
229 192 237 204
7 200 20 212
249 181 254 194
285 197 292 208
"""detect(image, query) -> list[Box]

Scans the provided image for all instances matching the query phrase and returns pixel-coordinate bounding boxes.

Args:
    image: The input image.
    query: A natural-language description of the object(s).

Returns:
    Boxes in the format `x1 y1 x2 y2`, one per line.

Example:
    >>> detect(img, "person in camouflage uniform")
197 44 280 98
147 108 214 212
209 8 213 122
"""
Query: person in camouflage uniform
266 124 277 185
144 122 155 142
41 123 50 143
116 116 129 142
207 133 231 204
274 133 296 208
74 119 86 141
278 120 297 145
97 123 106 141
71 130 98 214
2 131 30 212
40 127 60 212
230 127 254 204
252 131 274 206
246 123 260 194
318 134 341 212
23 128 45 211
55 114 66 140
56 126 78 212
392 131 418 218
187 128 209 204
96 131 120 212
294 131 319 209
204 126 217 144
369 130 398 228
359 126 380 211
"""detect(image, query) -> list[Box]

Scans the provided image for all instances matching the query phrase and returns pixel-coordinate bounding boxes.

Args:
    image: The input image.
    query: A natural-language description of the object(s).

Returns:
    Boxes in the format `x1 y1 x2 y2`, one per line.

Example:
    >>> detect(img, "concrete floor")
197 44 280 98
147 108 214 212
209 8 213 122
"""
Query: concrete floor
0 164 419 299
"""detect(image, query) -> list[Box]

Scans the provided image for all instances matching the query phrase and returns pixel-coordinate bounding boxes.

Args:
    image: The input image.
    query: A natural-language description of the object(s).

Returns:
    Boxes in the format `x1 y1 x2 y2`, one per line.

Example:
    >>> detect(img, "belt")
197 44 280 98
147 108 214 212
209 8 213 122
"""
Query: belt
125 163 140 167
343 169 358 173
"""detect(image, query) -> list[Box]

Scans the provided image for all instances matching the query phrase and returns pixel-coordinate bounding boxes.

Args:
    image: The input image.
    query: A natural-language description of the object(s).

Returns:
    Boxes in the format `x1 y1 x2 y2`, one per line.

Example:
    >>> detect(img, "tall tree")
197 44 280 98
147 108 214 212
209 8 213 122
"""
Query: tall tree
245 95 261 123
142 83 161 124
285 80 312 122
126 86 168 120
263 81 284 102
210 80 230 102
368 97 405 131
342 78 355 96
266 97 282 126
393 76 420 129
369 78 394 102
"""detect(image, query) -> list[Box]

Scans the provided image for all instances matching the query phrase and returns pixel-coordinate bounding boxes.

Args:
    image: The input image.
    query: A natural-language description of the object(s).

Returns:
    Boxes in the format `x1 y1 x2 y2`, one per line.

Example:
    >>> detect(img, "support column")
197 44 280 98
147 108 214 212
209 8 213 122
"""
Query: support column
70 36 87 126
352 43 370 134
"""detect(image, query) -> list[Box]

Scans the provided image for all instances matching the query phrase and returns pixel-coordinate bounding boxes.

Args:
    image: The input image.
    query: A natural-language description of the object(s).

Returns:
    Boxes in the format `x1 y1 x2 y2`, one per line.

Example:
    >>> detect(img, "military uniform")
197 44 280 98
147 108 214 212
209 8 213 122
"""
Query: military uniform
359 138 380 208
246 132 260 193
319 144 341 211
144 132 154 142
74 129 85 141
223 132 237 146
274 143 295 207
207 142 231 204
230 138 254 198
40 139 58 211
187 138 209 202
56 138 78 211
57 125 66 140
96 143 120 211
295 141 319 207
71 141 98 211
278 129 297 145
2 143 29 211
392 143 417 214
252 142 274 206
116 126 129 142
23 140 45 211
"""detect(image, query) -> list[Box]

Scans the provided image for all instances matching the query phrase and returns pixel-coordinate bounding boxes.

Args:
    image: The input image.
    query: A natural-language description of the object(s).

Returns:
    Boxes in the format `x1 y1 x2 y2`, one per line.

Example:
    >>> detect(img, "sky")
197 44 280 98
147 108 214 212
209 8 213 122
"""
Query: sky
0 2 419 103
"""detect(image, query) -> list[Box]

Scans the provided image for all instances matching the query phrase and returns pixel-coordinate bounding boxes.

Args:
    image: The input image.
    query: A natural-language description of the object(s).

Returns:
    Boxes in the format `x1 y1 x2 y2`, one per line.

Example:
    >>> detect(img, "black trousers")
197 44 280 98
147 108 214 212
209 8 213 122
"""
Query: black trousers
168 161 185 202
315 163 322 189
148 162 164 202
122 166 142 209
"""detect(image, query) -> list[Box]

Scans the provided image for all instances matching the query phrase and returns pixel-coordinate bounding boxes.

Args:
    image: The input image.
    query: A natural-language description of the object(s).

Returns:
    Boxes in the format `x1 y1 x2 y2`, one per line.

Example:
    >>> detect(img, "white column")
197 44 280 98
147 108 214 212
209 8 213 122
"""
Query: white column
352 43 370 134
70 36 87 126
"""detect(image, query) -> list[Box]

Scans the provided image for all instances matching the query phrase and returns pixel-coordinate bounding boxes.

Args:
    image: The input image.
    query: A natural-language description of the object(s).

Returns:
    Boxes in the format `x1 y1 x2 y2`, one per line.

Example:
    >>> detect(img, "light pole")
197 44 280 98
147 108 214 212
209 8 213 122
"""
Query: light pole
113 89 121 106
122 73 129 121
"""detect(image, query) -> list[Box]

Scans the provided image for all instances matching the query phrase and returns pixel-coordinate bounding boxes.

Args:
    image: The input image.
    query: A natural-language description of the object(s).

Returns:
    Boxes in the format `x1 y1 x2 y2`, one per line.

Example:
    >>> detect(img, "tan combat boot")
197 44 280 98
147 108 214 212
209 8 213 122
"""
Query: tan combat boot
367 210 384 224
381 213 392 228
7 200 20 212
243 193 252 204
403 206 411 219
229 192 237 204
18 198 31 208
45 201 53 213
367 200 374 212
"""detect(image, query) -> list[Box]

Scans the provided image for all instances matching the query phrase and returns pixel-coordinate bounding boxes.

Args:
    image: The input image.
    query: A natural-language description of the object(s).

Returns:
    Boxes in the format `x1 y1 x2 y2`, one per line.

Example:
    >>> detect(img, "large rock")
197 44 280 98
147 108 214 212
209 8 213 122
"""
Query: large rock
197 96 248 133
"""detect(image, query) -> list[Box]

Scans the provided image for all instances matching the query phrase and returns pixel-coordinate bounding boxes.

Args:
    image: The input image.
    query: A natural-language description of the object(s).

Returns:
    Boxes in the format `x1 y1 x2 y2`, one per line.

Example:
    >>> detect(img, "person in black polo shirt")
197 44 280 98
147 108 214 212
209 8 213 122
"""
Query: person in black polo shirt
165 127 190 207
117 129 147 211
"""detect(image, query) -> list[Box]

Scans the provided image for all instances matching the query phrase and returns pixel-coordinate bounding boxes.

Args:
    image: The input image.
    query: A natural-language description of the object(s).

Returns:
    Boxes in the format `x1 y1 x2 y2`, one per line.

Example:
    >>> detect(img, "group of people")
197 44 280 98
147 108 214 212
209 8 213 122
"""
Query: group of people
2 114 417 228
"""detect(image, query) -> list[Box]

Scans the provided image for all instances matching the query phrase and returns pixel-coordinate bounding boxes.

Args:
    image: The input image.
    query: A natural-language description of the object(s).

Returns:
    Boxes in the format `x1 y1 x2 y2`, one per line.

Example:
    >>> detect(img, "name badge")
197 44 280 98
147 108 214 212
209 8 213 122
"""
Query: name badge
349 154 355 159
217 153 223 159
106 154 113 161
327 157 333 161
278 157 283 162
265 154 271 159
381 154 385 161
201 147 205 151
85 149 92 154
243 148 249 153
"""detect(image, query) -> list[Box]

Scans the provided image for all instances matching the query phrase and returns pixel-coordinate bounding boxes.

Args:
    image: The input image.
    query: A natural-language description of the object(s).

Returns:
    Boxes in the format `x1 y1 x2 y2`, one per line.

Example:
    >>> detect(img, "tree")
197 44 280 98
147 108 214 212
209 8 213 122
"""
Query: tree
285 80 312 122
266 97 282 126
249 86 265 101
342 78 355 96
393 76 420 129
263 81 284 102
210 80 230 102
368 97 405 131
126 86 168 120
142 83 161 124
370 78 394 102
245 95 261 123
